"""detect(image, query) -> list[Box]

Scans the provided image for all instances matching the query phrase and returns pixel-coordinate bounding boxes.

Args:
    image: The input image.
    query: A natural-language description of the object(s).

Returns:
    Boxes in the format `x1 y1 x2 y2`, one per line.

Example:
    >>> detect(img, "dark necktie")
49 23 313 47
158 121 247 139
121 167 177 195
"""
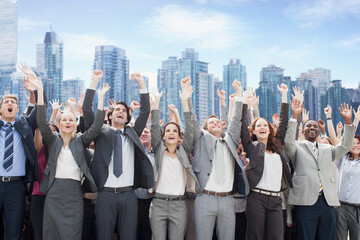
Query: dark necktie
113 130 123 178
3 123 14 172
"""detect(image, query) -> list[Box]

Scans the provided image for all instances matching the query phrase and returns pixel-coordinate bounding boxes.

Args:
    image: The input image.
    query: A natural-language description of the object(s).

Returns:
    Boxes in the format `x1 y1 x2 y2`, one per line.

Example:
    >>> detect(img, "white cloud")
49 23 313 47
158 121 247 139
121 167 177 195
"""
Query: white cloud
195 0 260 5
143 5 247 50
338 36 360 47
60 33 114 61
141 71 158 89
18 17 50 31
284 0 360 28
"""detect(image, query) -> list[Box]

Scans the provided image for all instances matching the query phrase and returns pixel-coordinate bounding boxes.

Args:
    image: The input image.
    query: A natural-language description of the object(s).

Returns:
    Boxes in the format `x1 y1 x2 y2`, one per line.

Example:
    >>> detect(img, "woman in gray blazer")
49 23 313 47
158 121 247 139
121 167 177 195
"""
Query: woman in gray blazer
149 86 201 240
241 85 292 240
29 76 109 240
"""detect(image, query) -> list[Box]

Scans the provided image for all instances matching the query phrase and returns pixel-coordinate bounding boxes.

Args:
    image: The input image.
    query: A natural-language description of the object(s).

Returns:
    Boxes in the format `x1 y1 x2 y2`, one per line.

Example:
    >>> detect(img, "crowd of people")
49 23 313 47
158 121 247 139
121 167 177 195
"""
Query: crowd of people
0 63 359 240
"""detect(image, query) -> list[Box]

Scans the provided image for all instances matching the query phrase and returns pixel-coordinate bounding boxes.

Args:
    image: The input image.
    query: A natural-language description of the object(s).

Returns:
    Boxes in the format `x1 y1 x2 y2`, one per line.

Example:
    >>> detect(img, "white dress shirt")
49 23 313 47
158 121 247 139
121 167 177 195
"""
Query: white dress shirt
55 146 82 181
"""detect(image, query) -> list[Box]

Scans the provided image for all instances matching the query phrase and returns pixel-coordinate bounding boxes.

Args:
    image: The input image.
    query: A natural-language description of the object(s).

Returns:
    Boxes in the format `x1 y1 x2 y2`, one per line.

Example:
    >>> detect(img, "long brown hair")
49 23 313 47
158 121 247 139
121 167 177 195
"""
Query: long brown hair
249 117 282 154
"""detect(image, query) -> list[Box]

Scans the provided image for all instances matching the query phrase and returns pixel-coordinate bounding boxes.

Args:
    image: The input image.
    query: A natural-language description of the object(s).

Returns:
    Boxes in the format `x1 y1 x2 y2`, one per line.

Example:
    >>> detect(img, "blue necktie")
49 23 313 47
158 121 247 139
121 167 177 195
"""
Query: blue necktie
3 123 14 172
113 130 123 178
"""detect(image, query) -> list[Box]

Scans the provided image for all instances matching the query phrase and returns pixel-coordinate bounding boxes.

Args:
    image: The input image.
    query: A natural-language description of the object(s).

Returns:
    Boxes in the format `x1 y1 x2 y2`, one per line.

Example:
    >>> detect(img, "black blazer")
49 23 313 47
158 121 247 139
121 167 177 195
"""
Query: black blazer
0 109 38 183
241 103 293 190
83 89 153 190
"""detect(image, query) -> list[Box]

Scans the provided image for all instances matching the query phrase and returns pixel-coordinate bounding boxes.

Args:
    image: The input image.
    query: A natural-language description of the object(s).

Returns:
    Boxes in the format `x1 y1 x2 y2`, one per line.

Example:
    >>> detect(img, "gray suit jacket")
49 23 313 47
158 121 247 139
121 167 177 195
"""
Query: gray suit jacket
36 105 104 193
150 109 201 194
191 99 249 195
284 120 355 206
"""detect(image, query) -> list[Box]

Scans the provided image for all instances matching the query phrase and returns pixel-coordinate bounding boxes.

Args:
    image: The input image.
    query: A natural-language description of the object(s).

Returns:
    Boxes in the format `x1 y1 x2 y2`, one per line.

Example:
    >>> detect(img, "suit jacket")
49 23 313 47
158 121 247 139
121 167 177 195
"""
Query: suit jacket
191 99 249 195
150 109 201 194
36 105 103 193
0 109 39 183
241 103 292 190
83 89 153 190
284 120 356 206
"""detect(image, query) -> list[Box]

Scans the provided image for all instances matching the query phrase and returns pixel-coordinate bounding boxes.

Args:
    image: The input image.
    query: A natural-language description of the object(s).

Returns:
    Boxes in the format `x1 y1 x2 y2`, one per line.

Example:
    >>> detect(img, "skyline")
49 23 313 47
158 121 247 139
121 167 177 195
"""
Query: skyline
16 0 360 89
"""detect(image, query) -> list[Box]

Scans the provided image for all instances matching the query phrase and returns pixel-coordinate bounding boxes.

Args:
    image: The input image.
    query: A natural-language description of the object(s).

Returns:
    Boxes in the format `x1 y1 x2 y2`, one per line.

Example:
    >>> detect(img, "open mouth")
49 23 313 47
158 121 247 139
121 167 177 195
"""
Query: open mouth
117 115 124 120
168 137 175 140
8 107 13 113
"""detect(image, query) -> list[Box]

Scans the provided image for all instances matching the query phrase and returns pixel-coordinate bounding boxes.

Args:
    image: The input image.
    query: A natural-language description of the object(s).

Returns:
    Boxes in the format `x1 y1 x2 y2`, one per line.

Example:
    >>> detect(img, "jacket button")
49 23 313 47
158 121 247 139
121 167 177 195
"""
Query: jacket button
210 159 212 162
207 173 210 176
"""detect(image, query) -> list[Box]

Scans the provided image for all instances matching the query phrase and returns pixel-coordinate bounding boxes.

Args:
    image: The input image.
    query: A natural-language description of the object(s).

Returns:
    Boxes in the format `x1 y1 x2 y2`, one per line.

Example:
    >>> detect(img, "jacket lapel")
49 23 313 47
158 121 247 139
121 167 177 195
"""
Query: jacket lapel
304 141 317 161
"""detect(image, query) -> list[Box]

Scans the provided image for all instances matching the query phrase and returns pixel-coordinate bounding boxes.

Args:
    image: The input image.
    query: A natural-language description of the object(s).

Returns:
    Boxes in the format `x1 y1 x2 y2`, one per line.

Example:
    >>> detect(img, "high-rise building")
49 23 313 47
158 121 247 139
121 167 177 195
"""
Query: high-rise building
296 73 316 120
62 78 85 102
308 68 331 119
257 65 285 120
36 30 63 101
0 0 18 97
223 58 247 106
320 80 349 126
157 49 211 124
10 72 27 114
197 73 214 124
128 75 148 119
213 77 222 118
158 56 181 123
93 46 129 104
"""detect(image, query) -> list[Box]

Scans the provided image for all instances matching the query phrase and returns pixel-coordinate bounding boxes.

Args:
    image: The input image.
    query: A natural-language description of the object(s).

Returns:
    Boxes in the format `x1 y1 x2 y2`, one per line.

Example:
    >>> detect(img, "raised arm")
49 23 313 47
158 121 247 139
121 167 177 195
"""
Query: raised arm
276 84 289 144
353 105 360 129
49 99 60 123
179 85 194 152
131 73 150 136
168 104 183 129
332 104 356 159
249 90 260 119
28 76 54 146
324 105 338 145
227 80 243 144
284 99 302 163
81 84 109 147
150 88 163 154
83 70 103 129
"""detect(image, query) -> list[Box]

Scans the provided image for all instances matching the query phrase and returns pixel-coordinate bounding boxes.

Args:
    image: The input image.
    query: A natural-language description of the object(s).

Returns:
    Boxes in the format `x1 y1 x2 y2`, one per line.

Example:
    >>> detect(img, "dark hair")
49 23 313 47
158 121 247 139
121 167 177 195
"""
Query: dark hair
249 117 282 154
161 122 183 139
49 122 59 133
0 94 18 108
348 134 360 158
108 102 131 126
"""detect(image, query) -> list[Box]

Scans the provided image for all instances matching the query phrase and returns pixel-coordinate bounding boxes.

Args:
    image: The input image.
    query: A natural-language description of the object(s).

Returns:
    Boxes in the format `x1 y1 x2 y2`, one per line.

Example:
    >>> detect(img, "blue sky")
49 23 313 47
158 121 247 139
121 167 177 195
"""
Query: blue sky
18 0 360 89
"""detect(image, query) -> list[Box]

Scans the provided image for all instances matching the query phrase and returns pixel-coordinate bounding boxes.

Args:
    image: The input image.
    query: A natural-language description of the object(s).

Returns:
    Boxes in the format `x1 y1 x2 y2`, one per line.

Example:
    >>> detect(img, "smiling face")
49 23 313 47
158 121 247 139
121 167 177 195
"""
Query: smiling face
111 104 129 127
206 116 223 136
140 127 151 147
0 96 19 122
350 136 360 158
252 118 270 142
58 111 76 135
303 120 320 142
162 123 180 146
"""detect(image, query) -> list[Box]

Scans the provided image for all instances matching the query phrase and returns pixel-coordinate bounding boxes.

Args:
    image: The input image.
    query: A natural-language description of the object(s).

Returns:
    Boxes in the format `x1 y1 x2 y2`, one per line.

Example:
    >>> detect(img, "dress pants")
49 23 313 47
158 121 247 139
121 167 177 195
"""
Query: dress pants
335 203 360 240
82 198 97 240
96 190 138 240
294 194 336 240
149 197 187 240
30 195 45 240
194 194 235 240
0 181 26 240
245 191 283 240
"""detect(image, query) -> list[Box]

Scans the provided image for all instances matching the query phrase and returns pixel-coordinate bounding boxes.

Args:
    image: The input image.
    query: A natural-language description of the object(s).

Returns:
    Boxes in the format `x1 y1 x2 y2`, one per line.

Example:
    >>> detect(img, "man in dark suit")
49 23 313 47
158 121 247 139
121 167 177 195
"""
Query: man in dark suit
83 71 153 240
0 94 39 240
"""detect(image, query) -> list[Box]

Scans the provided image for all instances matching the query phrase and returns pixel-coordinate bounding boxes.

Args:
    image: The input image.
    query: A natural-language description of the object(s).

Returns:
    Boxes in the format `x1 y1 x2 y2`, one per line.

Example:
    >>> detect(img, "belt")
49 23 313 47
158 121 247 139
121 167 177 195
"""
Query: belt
154 194 186 201
202 190 232 197
251 188 281 197
340 201 360 207
102 186 133 194
0 176 23 182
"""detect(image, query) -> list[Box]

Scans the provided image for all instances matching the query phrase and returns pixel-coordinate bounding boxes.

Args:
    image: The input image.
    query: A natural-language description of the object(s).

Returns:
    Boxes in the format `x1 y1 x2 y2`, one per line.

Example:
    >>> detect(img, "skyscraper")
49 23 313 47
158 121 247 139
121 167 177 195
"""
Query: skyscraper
93 45 129 104
320 80 349 126
213 77 222 118
308 68 331 119
0 0 18 97
223 58 247 106
197 73 214 124
128 75 148 119
256 81 277 121
158 49 211 124
36 30 63 101
296 73 316 120
63 78 85 102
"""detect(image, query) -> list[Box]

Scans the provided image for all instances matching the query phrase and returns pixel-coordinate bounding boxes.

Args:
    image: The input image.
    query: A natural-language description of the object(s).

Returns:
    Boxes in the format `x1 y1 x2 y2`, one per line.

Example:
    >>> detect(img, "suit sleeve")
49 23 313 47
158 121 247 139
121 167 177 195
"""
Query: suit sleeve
83 88 96 130
332 124 356 160
133 93 150 137
36 105 54 147
241 103 254 155
276 103 289 145
150 109 162 154
181 111 194 153
227 100 243 145
284 120 298 164
81 110 105 147
188 98 202 142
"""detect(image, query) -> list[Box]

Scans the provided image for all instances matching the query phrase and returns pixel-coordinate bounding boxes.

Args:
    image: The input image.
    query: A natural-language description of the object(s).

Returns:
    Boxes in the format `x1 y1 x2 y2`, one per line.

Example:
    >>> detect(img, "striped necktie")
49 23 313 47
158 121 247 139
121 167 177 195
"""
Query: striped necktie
113 130 123 177
3 123 14 172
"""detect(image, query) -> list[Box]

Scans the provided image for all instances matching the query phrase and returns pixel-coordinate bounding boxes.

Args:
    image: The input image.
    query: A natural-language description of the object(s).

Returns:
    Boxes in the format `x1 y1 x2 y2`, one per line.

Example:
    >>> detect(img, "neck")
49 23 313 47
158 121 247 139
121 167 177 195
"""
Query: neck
166 144 177 154
212 131 222 138
61 133 73 146
1 116 15 123
144 144 151 152
258 138 267 148
352 154 359 160
112 122 125 130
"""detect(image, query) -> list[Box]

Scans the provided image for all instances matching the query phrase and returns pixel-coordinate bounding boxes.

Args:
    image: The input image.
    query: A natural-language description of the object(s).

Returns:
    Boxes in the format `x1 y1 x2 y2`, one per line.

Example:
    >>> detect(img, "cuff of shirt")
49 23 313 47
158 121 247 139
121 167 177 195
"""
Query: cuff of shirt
88 87 96 90
234 97 242 102
140 88 148 94
28 103 35 107
289 118 297 122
